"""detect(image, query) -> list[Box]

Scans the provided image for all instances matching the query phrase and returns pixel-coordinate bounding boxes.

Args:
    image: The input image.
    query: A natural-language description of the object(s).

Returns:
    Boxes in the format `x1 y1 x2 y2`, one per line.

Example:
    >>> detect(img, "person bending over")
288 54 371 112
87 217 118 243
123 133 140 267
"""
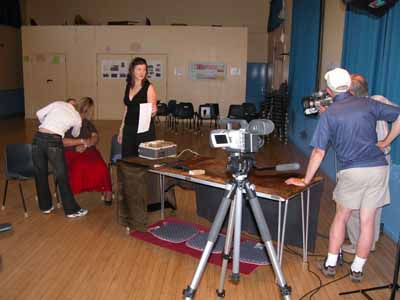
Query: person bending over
32 99 88 218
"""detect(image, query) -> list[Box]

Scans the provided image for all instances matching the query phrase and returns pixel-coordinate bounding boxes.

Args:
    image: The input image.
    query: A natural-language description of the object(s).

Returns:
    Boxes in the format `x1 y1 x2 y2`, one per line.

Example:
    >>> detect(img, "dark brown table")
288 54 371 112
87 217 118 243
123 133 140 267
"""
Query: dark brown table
123 156 323 263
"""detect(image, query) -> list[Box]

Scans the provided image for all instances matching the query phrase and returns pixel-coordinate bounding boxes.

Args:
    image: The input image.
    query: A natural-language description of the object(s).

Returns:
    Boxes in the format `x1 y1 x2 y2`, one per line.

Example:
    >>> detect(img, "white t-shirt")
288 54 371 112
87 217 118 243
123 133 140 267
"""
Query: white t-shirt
371 95 395 163
36 101 82 138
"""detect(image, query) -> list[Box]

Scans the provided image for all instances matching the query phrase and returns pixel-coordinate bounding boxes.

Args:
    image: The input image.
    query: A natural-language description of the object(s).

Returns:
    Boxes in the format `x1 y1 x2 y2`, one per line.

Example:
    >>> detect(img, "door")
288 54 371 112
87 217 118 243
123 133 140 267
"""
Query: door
96 54 167 120
245 63 268 111
27 54 67 116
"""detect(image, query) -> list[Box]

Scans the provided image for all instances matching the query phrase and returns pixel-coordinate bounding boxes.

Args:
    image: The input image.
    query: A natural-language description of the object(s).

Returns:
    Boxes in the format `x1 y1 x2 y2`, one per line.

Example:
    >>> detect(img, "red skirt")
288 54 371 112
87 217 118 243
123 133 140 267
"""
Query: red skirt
64 149 112 195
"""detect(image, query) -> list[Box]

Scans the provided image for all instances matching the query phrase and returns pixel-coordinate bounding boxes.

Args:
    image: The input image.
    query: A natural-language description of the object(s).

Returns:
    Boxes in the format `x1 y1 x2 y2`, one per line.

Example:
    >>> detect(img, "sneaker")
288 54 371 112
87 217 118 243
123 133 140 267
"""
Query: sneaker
104 200 112 206
350 269 364 282
318 258 336 278
42 206 55 214
66 208 88 219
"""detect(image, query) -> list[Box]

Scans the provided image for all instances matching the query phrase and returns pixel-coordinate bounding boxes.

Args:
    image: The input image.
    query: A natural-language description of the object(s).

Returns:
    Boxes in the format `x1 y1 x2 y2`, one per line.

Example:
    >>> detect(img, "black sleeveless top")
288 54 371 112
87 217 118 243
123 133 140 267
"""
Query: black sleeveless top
123 81 150 127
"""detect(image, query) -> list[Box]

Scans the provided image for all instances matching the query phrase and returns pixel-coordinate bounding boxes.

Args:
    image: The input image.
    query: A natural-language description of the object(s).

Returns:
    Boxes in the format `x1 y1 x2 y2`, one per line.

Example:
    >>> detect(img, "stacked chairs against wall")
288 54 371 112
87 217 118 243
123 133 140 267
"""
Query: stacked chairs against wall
195 103 220 133
173 102 195 133
260 82 289 143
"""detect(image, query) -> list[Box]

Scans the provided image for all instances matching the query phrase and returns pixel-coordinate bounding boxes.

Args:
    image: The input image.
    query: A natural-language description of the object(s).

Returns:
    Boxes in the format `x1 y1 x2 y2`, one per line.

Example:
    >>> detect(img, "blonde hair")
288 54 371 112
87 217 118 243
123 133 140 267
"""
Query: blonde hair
78 97 95 119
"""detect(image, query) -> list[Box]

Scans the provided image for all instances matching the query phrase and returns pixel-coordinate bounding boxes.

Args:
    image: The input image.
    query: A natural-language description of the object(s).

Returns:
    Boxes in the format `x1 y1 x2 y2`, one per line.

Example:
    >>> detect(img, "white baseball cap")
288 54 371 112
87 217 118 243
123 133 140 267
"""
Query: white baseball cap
324 68 351 93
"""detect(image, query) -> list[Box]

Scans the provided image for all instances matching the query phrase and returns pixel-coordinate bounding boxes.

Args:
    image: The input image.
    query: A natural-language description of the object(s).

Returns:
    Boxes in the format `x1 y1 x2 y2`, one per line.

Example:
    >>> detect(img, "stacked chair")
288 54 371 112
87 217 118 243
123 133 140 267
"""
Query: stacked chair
259 82 289 143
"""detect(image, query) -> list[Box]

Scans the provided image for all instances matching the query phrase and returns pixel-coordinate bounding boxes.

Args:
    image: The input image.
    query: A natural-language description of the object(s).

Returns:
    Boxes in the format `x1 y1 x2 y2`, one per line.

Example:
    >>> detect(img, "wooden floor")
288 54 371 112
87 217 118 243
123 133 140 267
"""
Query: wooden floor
0 118 397 300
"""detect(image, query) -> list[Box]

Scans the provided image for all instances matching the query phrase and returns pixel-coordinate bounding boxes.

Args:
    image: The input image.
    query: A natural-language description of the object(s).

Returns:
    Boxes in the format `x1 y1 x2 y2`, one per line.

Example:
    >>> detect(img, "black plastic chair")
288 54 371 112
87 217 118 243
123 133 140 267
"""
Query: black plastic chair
227 104 244 119
156 102 168 122
242 102 258 122
174 102 195 132
2 144 35 217
167 100 177 129
196 103 220 130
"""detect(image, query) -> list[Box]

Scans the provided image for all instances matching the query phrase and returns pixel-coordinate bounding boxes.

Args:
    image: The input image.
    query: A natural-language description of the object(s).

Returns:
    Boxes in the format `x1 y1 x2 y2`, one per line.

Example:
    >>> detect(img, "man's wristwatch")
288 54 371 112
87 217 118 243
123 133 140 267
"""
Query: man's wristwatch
302 178 310 185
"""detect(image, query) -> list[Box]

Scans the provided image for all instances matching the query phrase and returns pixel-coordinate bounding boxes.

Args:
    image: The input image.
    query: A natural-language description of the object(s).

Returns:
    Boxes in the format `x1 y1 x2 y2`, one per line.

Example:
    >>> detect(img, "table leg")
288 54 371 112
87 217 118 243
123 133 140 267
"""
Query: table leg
305 188 310 262
277 201 282 262
159 174 165 219
301 191 305 262
301 189 311 263
279 200 289 265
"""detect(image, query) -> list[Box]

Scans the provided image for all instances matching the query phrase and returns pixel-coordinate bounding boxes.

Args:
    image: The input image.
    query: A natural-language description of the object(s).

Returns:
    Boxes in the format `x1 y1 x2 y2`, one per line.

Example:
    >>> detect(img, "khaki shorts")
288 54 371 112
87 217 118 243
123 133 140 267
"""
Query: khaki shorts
333 166 390 209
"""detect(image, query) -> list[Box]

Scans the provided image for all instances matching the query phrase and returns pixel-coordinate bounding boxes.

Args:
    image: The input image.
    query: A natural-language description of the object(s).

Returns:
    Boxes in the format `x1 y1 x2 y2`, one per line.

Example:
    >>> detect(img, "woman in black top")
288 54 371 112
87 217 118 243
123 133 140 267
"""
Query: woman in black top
118 57 157 157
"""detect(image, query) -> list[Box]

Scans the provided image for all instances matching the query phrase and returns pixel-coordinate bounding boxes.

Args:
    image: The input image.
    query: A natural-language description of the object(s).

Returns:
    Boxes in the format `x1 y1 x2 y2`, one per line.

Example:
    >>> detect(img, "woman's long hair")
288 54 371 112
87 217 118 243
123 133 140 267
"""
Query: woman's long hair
78 97 95 120
126 57 149 88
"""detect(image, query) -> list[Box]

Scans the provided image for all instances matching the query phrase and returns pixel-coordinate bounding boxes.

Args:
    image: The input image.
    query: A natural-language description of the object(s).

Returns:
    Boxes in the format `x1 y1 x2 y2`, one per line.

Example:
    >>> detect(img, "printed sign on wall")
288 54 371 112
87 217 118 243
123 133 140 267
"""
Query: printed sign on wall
147 60 163 80
101 60 129 79
189 62 226 80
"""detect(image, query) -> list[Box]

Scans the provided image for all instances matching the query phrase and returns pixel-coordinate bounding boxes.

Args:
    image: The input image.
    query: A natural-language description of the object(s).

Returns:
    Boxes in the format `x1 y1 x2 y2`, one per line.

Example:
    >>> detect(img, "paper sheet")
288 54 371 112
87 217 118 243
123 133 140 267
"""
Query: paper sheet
137 103 152 133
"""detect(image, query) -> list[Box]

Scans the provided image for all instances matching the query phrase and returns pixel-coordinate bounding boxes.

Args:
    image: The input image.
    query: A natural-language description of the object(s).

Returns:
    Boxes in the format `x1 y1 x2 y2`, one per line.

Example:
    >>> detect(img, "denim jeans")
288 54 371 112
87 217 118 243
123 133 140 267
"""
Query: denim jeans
32 132 81 214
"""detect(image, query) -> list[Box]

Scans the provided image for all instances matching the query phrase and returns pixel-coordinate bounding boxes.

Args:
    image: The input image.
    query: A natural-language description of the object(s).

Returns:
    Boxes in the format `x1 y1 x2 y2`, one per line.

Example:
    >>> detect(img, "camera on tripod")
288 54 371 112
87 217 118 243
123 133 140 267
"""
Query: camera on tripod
210 119 275 153
302 91 333 115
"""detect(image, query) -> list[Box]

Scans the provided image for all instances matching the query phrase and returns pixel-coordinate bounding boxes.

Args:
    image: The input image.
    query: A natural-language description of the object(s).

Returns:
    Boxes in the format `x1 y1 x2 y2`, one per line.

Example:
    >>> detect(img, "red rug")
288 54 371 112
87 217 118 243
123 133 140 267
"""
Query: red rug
130 217 262 275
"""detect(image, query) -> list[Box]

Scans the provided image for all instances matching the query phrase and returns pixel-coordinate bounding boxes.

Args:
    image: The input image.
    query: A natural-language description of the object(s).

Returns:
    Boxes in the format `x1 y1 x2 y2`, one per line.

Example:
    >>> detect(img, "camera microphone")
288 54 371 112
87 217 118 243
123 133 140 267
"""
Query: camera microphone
275 163 300 171
248 119 275 135
218 118 248 129
254 162 300 172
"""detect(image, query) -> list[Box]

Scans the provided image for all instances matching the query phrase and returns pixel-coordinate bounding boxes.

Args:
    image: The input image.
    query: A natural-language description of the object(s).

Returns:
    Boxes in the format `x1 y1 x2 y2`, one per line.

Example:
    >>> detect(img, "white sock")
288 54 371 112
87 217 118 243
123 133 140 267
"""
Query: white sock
351 256 366 273
325 253 338 267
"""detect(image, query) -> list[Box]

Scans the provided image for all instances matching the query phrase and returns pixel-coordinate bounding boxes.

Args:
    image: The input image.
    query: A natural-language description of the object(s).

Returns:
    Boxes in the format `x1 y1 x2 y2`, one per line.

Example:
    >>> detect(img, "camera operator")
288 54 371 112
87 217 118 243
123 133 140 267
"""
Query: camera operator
342 74 395 255
285 68 400 282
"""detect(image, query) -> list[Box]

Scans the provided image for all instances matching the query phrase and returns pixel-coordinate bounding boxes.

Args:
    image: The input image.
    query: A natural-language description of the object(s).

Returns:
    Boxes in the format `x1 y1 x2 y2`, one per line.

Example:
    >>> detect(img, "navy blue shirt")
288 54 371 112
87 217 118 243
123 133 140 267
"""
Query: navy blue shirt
311 92 400 170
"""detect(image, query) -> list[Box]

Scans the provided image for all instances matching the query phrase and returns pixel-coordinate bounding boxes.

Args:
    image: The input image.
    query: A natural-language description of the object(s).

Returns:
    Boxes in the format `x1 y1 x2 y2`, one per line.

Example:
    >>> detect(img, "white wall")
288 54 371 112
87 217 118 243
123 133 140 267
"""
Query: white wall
22 0 270 62
22 25 248 119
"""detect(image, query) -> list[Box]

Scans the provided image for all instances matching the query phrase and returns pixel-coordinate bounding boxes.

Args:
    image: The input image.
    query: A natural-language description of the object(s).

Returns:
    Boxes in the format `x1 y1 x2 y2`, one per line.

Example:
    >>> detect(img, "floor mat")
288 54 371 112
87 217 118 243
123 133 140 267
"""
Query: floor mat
131 217 269 275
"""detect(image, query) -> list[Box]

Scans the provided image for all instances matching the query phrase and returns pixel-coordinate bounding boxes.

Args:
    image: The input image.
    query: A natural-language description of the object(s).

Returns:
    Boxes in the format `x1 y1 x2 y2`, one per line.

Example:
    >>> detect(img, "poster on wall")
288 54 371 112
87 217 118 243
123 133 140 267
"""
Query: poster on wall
101 60 129 79
189 62 226 80
147 60 163 80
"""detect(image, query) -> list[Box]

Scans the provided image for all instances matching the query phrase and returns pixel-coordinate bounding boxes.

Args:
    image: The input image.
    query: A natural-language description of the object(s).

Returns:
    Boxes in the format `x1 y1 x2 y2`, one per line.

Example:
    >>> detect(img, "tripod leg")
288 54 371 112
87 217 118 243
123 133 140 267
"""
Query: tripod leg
216 196 237 298
244 182 291 300
183 183 237 300
231 186 243 282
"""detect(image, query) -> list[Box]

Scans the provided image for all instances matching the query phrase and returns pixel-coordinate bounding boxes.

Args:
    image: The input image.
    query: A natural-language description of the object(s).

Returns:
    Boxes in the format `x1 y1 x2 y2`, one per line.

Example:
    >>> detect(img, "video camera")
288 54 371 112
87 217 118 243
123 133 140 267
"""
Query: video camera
210 119 274 153
302 91 333 115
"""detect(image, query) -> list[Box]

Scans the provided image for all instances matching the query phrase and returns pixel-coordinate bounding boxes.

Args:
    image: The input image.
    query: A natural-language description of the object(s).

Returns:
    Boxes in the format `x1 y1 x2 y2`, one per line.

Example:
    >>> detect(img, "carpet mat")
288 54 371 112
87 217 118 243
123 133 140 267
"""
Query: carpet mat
130 217 270 274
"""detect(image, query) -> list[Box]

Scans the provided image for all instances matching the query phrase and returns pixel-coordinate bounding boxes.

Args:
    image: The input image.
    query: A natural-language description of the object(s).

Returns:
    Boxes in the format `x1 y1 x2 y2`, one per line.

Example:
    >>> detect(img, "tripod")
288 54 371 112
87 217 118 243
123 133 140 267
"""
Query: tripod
183 154 291 300
339 233 400 300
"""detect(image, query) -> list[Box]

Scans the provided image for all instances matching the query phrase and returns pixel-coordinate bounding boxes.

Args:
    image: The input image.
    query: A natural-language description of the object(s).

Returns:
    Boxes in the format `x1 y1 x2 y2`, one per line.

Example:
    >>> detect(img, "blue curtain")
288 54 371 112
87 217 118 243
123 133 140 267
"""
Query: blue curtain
287 0 340 179
342 2 400 163
0 0 21 28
